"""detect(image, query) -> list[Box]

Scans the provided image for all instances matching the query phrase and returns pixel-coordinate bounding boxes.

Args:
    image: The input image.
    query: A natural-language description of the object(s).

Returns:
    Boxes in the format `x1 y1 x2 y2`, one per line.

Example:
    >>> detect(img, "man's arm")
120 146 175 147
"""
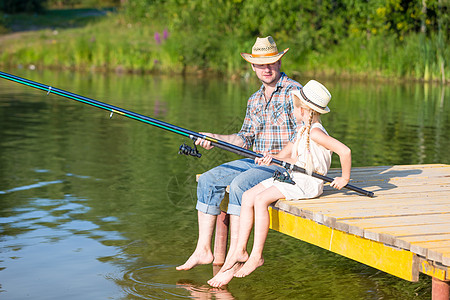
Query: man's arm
195 132 245 150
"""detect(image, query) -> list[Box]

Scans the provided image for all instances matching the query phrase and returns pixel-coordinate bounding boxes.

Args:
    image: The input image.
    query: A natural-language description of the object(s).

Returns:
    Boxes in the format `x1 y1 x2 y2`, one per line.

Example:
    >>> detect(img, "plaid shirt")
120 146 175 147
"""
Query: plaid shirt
237 72 302 154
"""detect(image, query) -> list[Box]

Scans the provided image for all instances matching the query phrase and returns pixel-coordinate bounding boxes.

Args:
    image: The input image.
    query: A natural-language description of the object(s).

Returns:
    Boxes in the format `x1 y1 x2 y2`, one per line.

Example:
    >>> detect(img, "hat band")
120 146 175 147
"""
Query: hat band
300 88 326 110
251 51 279 57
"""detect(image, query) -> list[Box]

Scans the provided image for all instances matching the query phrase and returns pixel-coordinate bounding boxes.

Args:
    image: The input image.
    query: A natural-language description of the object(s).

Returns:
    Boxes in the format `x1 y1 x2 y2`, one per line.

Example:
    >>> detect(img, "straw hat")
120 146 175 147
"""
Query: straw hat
241 36 289 65
292 80 331 114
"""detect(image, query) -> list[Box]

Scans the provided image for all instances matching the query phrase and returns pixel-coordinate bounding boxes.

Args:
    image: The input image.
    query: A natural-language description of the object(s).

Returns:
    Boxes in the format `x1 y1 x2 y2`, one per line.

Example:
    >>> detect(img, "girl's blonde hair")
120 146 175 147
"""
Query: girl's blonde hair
292 94 321 175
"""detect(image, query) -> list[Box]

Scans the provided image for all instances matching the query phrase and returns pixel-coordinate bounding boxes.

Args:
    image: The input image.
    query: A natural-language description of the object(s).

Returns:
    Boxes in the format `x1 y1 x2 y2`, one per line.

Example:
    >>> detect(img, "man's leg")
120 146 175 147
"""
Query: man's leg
176 211 216 270
177 159 255 271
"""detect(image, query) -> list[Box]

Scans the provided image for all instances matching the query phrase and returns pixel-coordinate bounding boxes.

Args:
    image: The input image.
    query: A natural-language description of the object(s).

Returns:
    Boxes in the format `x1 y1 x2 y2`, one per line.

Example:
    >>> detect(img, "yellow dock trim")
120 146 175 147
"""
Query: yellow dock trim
269 206 419 281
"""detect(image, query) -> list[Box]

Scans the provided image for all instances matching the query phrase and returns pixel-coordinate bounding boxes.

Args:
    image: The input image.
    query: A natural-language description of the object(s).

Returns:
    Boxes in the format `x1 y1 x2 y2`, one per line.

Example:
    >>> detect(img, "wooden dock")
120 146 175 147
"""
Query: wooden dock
206 164 450 299
268 164 450 299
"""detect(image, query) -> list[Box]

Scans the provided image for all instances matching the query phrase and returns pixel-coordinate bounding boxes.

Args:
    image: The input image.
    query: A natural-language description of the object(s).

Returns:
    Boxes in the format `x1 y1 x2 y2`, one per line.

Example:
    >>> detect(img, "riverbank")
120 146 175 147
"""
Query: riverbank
0 7 448 83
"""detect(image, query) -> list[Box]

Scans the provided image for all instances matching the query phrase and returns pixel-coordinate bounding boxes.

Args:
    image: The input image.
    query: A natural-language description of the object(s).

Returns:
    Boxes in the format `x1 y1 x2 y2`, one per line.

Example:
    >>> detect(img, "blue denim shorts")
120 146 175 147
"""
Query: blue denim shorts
196 158 284 216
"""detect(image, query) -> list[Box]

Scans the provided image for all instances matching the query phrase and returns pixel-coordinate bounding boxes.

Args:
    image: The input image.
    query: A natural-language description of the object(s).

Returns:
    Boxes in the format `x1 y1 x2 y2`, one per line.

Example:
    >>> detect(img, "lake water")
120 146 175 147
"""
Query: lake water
0 68 449 299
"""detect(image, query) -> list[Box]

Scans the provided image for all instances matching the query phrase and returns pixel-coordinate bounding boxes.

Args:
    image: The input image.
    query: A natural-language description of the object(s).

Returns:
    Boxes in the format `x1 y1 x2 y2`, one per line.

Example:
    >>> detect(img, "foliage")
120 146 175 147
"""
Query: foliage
0 0 46 13
117 0 448 81
45 0 121 8
0 0 448 82
0 13 6 33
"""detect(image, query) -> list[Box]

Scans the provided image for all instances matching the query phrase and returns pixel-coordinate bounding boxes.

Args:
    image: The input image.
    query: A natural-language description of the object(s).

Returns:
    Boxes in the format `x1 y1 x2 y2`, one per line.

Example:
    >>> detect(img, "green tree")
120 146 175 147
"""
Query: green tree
0 0 46 13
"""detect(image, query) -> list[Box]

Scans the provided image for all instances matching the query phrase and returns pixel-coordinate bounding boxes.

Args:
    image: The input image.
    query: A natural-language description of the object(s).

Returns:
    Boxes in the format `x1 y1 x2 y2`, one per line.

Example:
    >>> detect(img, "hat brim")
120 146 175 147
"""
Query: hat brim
241 48 289 65
291 89 330 114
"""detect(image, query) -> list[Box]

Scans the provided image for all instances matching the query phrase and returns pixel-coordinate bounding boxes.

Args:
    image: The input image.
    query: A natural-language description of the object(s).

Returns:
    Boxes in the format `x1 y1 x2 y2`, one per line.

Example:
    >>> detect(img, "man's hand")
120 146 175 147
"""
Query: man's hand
195 132 215 150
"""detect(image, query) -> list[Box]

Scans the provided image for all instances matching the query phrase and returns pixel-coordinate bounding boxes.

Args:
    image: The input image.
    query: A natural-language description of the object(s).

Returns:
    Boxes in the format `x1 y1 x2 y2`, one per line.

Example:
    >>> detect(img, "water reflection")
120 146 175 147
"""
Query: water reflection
0 68 447 299
116 264 236 299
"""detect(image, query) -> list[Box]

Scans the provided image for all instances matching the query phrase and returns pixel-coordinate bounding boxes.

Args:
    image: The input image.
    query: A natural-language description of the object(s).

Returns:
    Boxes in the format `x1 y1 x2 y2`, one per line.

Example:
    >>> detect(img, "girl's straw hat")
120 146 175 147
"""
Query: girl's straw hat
241 36 289 65
292 80 331 114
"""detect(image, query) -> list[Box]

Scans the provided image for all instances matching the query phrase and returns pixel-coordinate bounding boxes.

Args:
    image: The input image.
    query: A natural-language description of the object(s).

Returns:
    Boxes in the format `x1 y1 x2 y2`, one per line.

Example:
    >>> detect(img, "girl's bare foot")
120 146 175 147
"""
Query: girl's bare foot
221 250 249 272
207 262 244 287
233 256 264 277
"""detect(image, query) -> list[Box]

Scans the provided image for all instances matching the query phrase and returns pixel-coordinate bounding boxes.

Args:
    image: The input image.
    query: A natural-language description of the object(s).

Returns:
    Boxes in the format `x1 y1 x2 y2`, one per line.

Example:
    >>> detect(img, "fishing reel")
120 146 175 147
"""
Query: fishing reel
273 170 296 185
178 142 202 158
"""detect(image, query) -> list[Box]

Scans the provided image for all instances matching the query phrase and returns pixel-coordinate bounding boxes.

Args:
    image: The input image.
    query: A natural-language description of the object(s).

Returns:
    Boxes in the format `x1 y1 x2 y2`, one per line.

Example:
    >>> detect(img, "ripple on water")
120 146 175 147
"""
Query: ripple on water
119 265 233 299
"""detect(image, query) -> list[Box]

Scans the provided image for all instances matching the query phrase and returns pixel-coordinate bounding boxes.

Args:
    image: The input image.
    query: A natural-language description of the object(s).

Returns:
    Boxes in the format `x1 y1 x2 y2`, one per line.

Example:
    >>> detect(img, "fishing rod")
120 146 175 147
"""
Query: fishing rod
0 71 374 197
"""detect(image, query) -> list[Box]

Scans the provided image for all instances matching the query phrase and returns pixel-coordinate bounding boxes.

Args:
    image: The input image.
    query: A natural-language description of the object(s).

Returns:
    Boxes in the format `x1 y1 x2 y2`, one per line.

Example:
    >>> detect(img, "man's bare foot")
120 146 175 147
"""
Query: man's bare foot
207 262 244 288
233 256 264 277
221 250 249 272
176 250 214 271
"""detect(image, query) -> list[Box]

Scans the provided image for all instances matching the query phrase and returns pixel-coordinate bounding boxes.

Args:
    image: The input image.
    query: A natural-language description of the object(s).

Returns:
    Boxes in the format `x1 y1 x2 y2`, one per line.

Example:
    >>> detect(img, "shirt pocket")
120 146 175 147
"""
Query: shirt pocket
250 104 264 128
271 103 286 126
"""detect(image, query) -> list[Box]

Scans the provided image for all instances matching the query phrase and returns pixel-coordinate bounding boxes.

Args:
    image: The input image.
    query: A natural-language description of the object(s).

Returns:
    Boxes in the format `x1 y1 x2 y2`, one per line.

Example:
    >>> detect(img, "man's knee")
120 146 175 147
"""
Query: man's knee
198 171 213 187
229 177 246 195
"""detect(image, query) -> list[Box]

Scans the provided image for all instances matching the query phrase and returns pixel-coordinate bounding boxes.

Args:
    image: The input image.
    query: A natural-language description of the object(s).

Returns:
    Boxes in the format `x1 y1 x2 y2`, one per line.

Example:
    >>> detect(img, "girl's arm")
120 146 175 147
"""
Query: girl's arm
311 128 352 190
255 141 297 166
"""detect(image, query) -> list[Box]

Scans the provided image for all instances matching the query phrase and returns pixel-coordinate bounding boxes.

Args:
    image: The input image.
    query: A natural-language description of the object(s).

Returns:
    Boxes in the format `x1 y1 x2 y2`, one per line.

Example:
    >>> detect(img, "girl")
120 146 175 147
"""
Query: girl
208 80 351 287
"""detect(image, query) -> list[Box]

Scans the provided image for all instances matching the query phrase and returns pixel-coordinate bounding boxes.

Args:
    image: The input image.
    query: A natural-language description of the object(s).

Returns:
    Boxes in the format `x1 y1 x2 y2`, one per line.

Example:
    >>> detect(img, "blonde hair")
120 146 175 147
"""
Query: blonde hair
292 94 321 175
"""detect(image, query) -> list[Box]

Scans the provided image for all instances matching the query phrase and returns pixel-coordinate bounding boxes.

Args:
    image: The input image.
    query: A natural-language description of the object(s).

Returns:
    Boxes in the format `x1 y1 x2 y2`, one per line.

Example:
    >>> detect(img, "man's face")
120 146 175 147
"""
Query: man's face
251 61 281 86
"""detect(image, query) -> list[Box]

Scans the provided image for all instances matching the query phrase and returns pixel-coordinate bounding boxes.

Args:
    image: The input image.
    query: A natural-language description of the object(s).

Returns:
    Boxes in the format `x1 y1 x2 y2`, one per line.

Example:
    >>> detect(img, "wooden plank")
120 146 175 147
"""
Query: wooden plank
292 188 449 202
395 234 450 250
340 214 450 228
318 185 449 199
314 205 450 222
280 196 450 214
342 169 450 180
286 190 449 204
363 224 450 242
327 164 448 175
285 206 450 228
444 253 450 267
287 197 450 212
428 246 450 263
341 172 450 184
334 214 450 240
328 164 449 180
410 241 450 257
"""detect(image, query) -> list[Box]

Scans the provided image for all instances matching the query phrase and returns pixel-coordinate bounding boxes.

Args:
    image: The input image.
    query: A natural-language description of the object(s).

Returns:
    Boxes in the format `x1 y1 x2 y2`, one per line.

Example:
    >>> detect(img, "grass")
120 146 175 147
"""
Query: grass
0 8 448 83
0 11 180 73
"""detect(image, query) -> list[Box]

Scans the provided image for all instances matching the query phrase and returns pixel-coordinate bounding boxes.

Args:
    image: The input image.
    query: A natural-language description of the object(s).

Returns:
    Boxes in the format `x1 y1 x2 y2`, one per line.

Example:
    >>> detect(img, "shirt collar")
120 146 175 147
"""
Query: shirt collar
258 72 287 96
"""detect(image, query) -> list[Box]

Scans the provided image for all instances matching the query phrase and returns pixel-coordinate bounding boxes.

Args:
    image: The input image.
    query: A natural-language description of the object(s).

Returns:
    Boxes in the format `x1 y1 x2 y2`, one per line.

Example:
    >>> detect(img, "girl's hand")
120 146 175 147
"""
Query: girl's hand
255 153 273 166
330 177 349 190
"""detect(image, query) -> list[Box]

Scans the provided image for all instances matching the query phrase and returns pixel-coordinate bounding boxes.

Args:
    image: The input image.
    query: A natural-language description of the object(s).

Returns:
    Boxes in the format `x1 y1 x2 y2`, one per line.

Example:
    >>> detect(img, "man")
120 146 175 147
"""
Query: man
176 36 302 272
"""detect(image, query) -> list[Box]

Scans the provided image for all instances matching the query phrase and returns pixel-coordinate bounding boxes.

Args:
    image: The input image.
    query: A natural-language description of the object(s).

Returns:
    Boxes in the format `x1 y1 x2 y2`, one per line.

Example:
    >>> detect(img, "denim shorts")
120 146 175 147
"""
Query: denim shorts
196 158 284 216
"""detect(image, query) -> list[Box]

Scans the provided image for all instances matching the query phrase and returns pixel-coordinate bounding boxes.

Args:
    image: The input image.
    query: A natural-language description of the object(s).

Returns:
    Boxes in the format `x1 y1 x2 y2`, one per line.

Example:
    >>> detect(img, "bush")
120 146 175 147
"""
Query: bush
0 0 46 13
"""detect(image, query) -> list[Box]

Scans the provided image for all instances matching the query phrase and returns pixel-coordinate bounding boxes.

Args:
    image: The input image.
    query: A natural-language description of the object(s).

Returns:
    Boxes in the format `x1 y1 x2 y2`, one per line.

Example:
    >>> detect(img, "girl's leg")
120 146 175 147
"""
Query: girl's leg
234 186 284 278
207 183 266 287
223 183 267 269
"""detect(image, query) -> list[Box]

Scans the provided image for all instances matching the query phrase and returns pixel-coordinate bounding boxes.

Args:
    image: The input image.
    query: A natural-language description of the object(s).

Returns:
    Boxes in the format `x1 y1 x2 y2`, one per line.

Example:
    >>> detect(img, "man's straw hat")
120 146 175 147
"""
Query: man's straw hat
292 80 331 114
241 36 289 65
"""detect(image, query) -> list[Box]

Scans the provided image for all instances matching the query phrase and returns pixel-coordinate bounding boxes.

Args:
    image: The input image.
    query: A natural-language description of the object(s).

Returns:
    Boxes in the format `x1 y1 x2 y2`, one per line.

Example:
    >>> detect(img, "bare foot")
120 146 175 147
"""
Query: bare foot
207 262 243 288
176 250 214 271
233 256 264 278
221 250 249 272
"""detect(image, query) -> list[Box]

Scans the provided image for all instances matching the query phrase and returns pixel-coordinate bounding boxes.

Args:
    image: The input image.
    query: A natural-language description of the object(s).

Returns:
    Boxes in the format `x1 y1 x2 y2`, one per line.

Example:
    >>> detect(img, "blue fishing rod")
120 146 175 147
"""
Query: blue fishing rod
0 71 374 197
